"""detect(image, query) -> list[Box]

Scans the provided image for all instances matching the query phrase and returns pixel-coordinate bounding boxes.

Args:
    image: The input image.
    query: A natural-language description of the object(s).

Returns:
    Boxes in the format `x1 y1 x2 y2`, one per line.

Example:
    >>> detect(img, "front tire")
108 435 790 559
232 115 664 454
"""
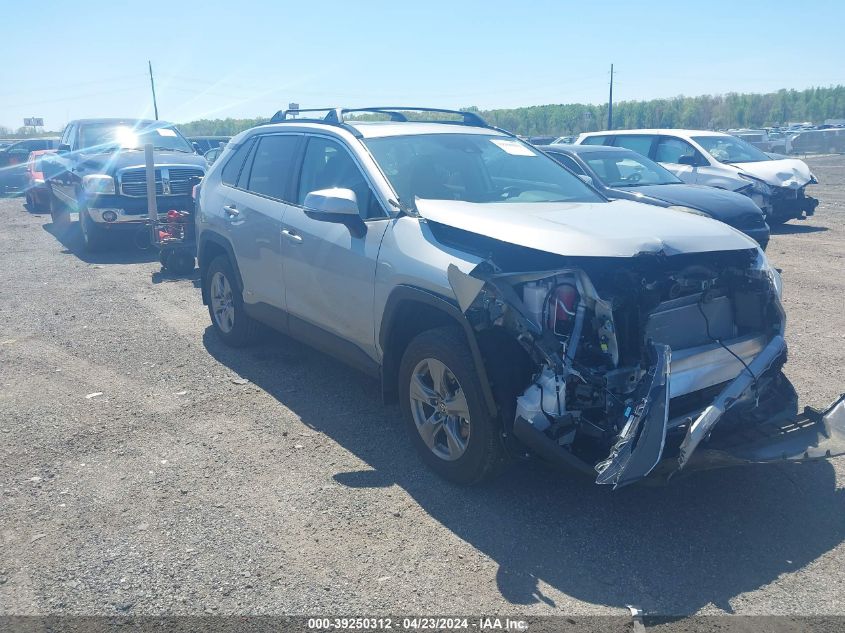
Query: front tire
399 326 505 485
162 250 195 275
205 255 260 347
49 187 66 224
79 208 108 251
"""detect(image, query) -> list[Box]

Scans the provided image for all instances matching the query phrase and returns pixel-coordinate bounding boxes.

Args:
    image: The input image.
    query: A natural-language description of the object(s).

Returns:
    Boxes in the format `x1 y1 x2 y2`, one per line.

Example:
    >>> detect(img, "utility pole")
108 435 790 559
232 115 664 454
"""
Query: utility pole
607 63 614 130
148 60 159 120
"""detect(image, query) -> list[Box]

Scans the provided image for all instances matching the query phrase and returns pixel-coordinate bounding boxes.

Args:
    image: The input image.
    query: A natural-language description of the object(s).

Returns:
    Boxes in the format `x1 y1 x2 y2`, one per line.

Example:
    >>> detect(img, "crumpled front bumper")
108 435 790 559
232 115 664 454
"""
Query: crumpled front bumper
675 393 845 473
610 335 845 487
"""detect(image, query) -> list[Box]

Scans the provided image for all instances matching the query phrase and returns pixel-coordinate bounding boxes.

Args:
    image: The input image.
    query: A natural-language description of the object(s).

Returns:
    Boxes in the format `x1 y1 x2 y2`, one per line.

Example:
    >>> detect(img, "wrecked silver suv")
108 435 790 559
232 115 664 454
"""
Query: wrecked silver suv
196 107 845 488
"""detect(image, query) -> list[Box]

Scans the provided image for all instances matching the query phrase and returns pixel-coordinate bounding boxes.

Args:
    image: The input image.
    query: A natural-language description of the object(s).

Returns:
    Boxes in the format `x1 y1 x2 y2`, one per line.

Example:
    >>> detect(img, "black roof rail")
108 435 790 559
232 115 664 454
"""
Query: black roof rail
266 106 520 139
336 107 489 127
269 106 494 127
269 107 343 123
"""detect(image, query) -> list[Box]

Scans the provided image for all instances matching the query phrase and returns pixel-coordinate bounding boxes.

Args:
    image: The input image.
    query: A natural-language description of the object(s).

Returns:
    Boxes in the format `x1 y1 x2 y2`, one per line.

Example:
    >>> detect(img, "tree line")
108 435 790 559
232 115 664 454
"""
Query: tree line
5 85 841 139
480 86 845 136
175 85 845 137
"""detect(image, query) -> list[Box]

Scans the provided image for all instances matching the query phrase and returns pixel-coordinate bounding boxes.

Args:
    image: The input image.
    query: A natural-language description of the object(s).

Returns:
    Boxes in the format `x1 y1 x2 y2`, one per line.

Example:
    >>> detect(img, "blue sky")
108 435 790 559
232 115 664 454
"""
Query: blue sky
3 0 844 131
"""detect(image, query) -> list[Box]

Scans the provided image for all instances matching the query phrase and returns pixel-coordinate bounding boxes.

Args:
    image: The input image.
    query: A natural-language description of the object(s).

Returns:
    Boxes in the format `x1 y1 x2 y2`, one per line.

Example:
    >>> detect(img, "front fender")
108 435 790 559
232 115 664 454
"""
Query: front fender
379 284 498 418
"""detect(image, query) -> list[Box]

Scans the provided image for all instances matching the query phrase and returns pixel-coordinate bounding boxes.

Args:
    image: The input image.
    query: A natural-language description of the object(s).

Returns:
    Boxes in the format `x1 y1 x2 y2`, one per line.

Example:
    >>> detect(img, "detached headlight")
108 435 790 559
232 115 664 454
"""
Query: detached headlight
82 174 115 195
737 174 772 197
668 205 710 218
753 247 783 299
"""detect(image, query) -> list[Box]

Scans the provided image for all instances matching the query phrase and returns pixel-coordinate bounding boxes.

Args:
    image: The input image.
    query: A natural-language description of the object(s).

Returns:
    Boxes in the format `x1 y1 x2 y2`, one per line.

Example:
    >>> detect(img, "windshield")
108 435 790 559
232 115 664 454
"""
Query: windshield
579 151 682 187
78 122 193 153
692 135 771 163
363 133 603 208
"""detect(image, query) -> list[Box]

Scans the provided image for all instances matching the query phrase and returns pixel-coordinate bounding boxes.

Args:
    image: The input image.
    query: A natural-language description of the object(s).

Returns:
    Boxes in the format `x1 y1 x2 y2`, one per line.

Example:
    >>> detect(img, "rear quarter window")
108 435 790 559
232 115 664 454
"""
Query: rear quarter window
612 135 655 156
220 139 254 186
581 135 611 146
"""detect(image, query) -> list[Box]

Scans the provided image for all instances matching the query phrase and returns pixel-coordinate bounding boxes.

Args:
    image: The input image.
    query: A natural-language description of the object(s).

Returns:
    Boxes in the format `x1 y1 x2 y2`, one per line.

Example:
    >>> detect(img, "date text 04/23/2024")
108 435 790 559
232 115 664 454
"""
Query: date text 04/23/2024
306 618 529 630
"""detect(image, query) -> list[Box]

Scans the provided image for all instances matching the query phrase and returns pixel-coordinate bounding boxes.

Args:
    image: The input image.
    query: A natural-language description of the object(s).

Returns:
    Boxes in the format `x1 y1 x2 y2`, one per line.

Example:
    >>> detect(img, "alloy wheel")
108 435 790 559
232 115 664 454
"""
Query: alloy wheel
408 357 471 461
210 271 235 334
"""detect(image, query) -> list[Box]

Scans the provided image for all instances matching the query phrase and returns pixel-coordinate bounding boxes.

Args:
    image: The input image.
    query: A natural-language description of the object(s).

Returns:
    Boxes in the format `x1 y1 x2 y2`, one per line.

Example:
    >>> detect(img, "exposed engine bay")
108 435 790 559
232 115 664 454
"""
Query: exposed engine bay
446 247 845 488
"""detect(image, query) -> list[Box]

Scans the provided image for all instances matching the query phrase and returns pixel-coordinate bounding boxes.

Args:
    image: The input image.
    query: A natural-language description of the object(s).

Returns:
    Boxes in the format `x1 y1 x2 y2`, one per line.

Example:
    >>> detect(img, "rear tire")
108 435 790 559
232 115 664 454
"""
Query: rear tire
205 255 260 347
398 326 505 485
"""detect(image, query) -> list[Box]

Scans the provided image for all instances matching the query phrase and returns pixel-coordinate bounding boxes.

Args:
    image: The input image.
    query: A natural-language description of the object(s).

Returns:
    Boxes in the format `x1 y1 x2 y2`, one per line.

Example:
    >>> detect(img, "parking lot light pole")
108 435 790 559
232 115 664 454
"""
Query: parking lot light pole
608 63 614 130
148 61 159 120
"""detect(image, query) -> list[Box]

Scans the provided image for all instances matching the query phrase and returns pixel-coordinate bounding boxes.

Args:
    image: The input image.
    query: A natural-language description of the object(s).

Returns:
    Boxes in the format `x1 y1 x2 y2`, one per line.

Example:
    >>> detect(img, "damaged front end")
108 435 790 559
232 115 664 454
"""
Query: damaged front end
447 250 845 489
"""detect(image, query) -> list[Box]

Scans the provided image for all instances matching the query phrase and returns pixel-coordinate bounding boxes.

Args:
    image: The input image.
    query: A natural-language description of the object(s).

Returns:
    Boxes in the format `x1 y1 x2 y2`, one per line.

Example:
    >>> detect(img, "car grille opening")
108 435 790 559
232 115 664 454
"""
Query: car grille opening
120 167 204 197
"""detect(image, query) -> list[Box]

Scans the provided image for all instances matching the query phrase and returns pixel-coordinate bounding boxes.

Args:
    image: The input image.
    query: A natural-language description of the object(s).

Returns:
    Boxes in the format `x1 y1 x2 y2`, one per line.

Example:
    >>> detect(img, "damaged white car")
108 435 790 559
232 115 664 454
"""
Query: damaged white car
577 129 819 225
196 107 845 488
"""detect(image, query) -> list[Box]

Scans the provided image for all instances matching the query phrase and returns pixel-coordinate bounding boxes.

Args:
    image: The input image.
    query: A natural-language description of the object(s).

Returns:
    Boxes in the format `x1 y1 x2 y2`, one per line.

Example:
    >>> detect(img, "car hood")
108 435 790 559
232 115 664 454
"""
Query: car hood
416 198 758 258
728 158 812 189
76 149 206 174
614 184 764 222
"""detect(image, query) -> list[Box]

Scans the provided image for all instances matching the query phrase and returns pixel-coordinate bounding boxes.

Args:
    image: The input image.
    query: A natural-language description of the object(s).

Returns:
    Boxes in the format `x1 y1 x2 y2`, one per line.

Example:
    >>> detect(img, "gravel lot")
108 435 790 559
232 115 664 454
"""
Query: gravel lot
1 155 843 618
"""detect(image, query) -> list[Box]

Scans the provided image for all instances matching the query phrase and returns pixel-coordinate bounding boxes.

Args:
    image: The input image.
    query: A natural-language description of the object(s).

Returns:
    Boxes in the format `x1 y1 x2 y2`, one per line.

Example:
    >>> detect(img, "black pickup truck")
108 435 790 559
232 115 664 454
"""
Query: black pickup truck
42 118 205 250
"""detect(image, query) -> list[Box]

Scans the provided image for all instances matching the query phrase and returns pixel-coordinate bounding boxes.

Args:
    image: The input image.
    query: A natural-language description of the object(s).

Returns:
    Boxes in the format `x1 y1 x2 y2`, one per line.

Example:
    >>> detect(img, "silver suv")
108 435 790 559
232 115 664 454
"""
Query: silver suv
196 107 844 488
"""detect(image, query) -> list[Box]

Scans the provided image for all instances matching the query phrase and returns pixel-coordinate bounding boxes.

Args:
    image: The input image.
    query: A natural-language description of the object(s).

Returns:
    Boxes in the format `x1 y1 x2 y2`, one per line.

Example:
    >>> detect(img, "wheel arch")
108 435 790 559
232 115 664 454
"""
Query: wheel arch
379 285 498 417
197 230 243 305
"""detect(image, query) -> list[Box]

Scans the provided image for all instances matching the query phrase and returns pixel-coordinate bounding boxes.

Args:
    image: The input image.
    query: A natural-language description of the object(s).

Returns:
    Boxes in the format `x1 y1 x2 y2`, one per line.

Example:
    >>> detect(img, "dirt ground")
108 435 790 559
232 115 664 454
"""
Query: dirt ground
0 156 843 619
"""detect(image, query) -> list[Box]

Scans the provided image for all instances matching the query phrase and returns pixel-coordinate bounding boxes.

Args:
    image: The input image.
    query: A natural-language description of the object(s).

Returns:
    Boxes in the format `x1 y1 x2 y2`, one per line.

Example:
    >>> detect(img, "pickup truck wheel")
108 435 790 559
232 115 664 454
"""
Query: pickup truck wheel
206 255 260 347
79 208 108 251
49 189 66 224
163 250 195 275
399 326 504 485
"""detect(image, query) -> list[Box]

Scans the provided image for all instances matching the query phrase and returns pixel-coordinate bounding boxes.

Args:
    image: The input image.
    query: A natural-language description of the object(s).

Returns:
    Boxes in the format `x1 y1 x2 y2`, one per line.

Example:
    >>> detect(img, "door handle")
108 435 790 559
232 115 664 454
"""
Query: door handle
223 205 239 217
282 228 303 244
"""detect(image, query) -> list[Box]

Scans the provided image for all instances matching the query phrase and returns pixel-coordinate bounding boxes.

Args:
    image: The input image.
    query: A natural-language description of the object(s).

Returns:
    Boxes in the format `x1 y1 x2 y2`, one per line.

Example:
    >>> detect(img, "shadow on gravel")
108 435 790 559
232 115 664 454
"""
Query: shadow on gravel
151 268 199 284
770 223 829 235
42 219 159 265
203 328 845 615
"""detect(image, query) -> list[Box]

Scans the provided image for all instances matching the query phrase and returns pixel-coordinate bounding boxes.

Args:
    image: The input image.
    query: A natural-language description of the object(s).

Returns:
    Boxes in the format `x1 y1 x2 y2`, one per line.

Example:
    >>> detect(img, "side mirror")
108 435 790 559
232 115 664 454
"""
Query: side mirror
677 155 701 167
57 143 71 154
303 188 366 237
192 142 201 154
577 174 594 186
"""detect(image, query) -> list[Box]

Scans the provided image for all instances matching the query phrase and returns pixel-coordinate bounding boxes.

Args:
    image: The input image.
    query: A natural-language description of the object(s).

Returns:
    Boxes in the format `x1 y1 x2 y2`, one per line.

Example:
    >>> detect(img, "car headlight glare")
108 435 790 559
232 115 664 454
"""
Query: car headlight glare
82 174 115 195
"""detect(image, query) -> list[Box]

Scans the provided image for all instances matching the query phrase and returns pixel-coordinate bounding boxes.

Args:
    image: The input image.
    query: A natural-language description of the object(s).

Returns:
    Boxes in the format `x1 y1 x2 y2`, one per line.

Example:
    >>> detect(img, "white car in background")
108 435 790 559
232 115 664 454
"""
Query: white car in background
576 129 818 224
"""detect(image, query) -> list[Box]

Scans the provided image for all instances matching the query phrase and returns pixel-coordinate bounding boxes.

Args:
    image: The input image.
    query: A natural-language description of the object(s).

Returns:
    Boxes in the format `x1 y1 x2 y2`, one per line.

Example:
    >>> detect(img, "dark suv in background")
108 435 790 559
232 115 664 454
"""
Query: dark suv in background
0 138 60 193
43 119 206 250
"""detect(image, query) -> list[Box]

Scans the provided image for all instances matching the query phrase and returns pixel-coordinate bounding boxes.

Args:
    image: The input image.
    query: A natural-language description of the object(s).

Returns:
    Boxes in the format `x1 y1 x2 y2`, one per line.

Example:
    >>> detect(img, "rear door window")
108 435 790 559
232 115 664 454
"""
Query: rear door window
220 138 255 187
245 134 300 201
612 135 655 156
